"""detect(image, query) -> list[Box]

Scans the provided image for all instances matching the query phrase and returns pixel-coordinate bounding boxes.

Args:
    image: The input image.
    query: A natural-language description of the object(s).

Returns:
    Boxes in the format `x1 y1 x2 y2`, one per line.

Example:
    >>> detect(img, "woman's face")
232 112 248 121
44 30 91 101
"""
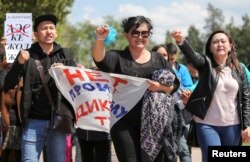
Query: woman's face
157 47 168 61
210 33 232 62
125 23 150 50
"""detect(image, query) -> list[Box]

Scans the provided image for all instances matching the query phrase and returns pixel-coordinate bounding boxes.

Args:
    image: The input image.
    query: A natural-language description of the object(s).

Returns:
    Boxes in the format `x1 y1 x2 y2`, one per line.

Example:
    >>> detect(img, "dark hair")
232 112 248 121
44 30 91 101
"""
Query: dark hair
205 30 241 72
151 44 167 52
33 14 57 31
166 43 178 55
121 16 153 34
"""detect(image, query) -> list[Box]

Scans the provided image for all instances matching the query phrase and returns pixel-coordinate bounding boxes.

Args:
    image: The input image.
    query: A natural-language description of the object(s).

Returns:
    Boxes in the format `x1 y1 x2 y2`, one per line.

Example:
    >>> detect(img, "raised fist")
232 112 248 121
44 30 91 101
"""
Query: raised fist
95 25 109 40
171 30 184 44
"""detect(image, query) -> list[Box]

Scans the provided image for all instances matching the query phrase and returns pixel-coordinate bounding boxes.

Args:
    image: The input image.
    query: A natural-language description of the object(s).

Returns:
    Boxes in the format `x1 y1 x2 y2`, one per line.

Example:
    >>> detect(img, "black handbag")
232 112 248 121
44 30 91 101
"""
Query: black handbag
50 91 74 133
187 119 199 147
35 60 74 134
50 110 74 133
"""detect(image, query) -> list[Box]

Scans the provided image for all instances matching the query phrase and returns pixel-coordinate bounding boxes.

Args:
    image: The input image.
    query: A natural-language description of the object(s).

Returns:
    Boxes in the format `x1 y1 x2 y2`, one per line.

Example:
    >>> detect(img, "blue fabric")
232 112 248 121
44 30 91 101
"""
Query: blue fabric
196 123 241 162
188 80 198 92
173 63 193 90
178 126 191 162
21 119 67 162
240 63 250 86
173 63 193 162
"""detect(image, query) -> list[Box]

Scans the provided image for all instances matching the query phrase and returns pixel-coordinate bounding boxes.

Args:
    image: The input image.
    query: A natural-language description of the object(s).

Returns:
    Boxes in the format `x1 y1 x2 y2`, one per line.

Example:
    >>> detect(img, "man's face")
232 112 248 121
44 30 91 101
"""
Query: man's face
34 21 57 45
168 54 177 67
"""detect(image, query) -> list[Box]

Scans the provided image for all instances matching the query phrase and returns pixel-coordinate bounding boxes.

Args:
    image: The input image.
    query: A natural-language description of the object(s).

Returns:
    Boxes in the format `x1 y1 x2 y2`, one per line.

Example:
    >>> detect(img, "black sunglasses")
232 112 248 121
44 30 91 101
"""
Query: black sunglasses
130 30 151 38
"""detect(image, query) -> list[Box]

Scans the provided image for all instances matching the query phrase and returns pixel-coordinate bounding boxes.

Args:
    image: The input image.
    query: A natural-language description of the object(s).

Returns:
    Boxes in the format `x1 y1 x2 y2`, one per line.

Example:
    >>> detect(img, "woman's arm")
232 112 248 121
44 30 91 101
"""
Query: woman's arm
147 80 174 94
92 25 109 62
171 30 206 68
241 65 250 142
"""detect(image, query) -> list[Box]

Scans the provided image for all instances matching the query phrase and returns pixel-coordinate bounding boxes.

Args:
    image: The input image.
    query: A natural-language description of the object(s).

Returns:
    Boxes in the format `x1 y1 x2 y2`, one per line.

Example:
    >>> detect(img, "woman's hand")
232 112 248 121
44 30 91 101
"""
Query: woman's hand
180 89 192 105
147 80 174 94
95 25 109 40
242 127 250 143
171 30 185 44
51 63 64 67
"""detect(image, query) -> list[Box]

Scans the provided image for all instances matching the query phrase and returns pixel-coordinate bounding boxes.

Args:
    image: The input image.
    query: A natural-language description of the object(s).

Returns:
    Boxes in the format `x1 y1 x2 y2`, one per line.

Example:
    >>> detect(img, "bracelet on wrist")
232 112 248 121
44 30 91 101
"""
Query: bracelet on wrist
96 37 105 41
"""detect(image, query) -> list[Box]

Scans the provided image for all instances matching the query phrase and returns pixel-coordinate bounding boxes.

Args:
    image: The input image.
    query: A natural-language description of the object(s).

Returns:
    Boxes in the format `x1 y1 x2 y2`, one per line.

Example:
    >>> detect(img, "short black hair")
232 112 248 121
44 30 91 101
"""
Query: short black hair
33 14 57 31
121 16 153 34
166 43 178 55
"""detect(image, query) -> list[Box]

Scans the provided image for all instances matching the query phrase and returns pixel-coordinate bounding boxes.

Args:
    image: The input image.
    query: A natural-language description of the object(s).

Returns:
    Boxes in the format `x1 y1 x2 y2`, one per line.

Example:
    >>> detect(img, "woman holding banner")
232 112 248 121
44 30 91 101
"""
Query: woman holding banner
92 16 180 162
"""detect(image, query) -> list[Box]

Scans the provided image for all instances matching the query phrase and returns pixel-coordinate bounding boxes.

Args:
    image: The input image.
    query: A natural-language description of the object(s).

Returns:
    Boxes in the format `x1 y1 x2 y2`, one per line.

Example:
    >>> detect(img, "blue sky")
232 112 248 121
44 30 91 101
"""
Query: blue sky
68 0 250 43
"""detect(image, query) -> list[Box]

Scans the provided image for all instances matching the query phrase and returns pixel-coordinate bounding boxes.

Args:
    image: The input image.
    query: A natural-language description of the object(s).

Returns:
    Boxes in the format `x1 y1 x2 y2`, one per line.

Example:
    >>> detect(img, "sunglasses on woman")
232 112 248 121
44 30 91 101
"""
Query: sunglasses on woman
130 30 151 38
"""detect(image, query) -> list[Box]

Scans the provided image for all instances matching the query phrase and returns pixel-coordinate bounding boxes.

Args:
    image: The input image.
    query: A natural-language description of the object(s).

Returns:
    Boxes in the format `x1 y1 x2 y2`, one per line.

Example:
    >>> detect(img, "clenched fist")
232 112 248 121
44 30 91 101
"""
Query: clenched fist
171 29 184 44
18 50 30 64
95 25 109 40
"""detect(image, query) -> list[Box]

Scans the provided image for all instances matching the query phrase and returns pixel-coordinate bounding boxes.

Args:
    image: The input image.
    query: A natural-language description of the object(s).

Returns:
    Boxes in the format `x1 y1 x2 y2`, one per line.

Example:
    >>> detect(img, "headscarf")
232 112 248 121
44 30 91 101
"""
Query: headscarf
141 69 176 161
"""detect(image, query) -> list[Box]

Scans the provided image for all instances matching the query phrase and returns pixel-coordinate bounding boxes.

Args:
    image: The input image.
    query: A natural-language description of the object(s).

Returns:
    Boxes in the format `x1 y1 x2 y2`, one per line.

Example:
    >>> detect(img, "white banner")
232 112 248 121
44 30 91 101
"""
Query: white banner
49 66 149 132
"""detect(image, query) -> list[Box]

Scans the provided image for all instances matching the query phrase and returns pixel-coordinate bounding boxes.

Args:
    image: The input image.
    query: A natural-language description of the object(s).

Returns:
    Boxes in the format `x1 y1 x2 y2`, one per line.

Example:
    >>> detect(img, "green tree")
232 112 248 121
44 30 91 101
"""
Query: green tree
227 14 250 63
56 22 80 61
0 0 74 35
164 31 173 44
238 14 250 63
187 25 203 54
204 3 225 36
56 20 97 66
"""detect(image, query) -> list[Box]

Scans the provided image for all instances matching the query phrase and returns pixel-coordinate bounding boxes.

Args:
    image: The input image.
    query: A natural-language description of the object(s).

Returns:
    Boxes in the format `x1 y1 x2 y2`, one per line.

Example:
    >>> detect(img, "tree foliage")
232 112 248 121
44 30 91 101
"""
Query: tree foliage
0 0 74 35
204 3 225 35
186 3 250 64
226 14 250 63
187 26 203 54
1 2 249 66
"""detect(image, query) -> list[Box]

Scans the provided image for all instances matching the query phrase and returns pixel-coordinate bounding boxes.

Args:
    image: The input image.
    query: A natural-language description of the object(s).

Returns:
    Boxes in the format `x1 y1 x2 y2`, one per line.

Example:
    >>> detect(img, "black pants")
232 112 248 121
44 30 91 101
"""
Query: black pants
78 138 111 162
111 119 141 162
1 149 21 162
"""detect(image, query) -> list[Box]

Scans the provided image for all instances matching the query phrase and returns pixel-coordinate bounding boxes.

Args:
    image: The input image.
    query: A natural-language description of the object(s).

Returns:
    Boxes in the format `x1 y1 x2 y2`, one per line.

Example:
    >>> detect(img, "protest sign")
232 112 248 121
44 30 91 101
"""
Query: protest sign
4 13 33 63
49 66 149 132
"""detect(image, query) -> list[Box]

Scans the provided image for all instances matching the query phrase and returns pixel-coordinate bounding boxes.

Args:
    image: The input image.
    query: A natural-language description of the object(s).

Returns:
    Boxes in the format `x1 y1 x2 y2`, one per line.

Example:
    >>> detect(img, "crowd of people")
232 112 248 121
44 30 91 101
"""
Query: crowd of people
0 13 249 162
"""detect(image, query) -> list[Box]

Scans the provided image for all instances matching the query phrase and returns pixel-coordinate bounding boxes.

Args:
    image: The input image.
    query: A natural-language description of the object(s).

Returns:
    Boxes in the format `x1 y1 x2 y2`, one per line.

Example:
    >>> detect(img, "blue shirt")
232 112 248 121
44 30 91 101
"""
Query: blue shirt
173 63 193 90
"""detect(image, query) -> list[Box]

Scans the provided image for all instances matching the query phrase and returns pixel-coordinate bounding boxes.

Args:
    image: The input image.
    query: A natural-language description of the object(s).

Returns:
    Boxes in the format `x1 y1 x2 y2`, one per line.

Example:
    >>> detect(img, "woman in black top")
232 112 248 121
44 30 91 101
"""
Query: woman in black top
92 16 179 162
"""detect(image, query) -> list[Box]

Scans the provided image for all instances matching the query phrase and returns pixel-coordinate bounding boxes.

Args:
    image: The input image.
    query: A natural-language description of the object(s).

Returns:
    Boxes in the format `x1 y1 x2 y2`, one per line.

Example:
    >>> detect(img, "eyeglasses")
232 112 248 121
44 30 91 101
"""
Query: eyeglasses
130 30 150 38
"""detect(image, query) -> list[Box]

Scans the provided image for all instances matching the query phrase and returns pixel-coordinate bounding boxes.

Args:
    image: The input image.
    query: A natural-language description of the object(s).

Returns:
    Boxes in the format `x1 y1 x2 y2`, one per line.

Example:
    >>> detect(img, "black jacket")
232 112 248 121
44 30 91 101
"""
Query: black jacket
178 40 250 130
4 42 76 131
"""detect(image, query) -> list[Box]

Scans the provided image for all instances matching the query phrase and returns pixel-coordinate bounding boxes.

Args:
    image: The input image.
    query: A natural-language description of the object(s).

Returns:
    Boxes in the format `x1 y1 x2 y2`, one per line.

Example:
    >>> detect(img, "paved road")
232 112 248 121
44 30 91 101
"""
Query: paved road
190 147 202 162
111 144 202 162
41 142 202 162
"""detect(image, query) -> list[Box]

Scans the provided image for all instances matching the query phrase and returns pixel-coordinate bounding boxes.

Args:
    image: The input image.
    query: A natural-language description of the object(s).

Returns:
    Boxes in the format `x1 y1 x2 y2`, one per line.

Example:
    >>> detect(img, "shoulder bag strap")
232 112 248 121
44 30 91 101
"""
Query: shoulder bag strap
35 60 54 108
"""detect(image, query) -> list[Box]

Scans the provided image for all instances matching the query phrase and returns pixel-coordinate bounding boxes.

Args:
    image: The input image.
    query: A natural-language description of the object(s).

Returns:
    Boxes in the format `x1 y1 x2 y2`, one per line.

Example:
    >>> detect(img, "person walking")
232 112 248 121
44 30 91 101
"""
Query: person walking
3 14 77 162
92 16 180 162
166 43 193 162
171 29 250 162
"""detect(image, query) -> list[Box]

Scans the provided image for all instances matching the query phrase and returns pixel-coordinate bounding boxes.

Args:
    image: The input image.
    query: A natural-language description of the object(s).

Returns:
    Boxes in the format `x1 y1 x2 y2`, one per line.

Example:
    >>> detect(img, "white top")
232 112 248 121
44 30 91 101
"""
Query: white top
195 66 240 126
